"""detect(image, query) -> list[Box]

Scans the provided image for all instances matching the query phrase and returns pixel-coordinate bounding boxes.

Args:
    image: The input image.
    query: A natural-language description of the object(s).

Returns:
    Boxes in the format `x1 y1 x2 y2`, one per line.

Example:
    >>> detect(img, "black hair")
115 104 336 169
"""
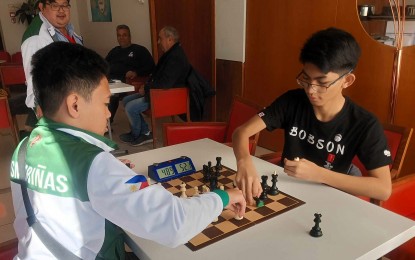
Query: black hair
39 0 70 4
300 27 361 74
116 24 131 35
31 42 109 117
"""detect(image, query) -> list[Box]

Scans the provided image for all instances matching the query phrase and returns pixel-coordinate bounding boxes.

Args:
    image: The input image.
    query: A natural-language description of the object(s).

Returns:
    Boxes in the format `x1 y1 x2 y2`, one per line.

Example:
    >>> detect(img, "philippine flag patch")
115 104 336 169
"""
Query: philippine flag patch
125 175 149 192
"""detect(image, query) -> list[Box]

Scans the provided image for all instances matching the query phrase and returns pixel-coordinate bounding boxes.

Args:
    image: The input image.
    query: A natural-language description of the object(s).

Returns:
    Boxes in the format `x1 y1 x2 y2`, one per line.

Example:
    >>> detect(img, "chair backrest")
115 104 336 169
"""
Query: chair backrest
0 51 11 62
149 87 190 148
163 122 228 146
11 52 23 64
0 65 26 93
224 96 263 154
352 123 413 179
0 90 19 145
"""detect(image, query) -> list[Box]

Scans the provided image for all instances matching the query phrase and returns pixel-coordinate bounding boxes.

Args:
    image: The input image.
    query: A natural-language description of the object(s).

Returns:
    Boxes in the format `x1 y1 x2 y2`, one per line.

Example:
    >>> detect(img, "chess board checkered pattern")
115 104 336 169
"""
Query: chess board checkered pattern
160 165 305 251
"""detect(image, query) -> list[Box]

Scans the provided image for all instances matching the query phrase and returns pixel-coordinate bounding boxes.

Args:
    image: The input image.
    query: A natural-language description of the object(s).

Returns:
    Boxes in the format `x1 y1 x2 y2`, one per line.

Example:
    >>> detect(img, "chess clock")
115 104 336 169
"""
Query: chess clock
148 156 196 182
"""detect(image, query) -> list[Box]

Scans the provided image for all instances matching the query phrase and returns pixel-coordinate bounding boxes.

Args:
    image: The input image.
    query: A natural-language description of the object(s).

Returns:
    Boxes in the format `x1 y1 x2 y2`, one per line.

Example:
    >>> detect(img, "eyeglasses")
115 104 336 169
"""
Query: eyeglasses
296 70 352 93
46 2 71 11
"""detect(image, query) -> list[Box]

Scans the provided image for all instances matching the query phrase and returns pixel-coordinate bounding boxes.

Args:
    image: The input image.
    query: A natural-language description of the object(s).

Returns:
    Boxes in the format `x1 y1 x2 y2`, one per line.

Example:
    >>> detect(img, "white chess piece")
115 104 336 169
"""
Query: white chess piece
234 215 244 220
220 185 225 190
212 216 218 222
180 182 187 198
193 186 200 197
202 185 210 193
294 157 300 162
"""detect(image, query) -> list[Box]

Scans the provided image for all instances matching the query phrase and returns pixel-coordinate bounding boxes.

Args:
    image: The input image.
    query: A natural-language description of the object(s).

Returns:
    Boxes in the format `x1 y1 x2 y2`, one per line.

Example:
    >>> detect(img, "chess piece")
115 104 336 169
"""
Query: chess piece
202 185 210 193
193 186 200 197
212 216 218 222
268 172 279 195
259 175 269 200
219 185 225 190
234 214 244 220
202 164 209 182
210 175 218 190
180 182 187 198
215 157 223 171
255 197 264 207
294 157 300 162
309 213 323 237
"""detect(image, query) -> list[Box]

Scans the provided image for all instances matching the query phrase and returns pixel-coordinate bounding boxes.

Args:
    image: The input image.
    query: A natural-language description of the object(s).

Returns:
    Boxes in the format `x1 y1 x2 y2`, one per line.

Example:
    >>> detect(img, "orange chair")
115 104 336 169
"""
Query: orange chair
0 89 19 146
11 52 23 64
163 96 263 155
0 64 26 94
148 87 190 148
0 51 11 62
0 239 18 260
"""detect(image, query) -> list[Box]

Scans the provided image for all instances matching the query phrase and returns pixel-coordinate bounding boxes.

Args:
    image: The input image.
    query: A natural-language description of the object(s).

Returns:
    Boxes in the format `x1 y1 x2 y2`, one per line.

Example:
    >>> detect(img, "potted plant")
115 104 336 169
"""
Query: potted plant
15 0 39 25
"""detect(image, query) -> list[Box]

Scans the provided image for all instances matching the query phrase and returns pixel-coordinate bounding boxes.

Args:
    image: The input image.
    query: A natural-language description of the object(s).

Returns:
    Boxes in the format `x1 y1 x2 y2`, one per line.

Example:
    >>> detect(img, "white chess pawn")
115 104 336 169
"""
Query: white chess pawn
147 177 151 184
193 186 200 197
234 215 244 220
220 185 225 191
294 157 300 162
180 182 187 198
212 216 218 222
202 185 210 193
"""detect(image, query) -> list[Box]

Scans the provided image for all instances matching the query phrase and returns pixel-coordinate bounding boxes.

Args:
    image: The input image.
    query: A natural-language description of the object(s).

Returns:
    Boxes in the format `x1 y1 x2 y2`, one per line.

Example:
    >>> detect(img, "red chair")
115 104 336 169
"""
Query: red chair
0 64 26 94
380 173 415 259
11 52 23 64
0 51 11 62
352 123 413 180
0 238 18 260
163 96 263 155
0 89 19 146
148 87 190 148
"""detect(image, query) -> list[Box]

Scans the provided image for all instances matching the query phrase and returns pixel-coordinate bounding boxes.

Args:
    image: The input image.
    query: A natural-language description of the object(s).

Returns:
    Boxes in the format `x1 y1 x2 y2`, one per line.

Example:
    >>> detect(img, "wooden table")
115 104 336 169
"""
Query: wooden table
108 82 134 139
121 139 415 260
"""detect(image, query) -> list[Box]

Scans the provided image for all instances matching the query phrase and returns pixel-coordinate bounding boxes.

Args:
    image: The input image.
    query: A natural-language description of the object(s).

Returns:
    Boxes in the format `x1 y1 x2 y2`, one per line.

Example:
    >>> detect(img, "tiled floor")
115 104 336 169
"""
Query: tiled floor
0 103 272 245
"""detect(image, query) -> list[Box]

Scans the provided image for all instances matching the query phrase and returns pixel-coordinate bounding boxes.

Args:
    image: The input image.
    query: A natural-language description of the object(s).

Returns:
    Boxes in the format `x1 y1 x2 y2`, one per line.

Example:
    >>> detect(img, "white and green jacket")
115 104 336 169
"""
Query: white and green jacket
21 12 83 108
10 118 227 259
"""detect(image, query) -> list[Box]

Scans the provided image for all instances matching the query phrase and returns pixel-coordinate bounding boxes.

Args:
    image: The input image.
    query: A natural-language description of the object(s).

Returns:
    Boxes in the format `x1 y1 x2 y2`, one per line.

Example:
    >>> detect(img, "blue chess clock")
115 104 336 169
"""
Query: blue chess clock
148 156 196 182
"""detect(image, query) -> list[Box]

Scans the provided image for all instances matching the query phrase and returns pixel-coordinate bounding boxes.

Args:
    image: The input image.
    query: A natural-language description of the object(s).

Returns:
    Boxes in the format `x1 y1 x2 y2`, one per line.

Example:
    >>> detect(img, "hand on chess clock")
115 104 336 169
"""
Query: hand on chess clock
225 188 247 217
283 158 324 182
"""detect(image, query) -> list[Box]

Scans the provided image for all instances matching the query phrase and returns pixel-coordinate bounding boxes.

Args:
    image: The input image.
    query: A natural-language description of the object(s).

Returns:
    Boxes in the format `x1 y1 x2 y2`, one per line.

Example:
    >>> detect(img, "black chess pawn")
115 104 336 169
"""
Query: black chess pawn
202 165 209 182
261 175 269 190
268 173 279 195
215 157 223 171
259 185 269 200
309 213 323 237
209 175 218 190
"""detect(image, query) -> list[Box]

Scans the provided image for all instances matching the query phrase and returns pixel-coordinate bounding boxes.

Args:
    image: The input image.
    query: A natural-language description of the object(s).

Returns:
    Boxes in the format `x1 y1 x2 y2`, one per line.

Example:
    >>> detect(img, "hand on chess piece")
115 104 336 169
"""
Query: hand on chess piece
283 158 323 183
235 159 262 205
224 188 247 218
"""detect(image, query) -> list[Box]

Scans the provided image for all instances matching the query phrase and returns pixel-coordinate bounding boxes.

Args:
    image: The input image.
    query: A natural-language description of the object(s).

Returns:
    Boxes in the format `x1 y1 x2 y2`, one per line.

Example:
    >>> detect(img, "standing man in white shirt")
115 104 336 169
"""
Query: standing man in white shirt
21 0 82 132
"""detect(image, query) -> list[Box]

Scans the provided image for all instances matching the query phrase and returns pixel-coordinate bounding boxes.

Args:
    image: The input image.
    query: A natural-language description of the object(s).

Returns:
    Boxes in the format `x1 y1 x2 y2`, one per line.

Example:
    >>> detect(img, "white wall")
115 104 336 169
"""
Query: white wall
0 0 28 54
0 0 152 58
76 0 152 57
215 0 246 62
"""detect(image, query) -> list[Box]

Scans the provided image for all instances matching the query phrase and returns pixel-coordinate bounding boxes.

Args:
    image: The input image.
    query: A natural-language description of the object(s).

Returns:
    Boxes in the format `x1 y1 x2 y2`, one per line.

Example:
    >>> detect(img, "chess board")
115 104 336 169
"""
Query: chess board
160 165 305 251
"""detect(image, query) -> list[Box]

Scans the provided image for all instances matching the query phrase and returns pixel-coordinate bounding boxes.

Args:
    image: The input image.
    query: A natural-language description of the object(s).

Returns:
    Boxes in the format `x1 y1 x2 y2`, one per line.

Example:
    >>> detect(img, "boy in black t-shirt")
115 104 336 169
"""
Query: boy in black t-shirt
232 28 392 205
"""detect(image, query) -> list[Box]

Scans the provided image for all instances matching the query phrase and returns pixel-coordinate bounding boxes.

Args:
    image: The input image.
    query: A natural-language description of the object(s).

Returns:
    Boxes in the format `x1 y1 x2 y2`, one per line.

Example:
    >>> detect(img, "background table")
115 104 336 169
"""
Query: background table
108 82 134 139
122 139 415 260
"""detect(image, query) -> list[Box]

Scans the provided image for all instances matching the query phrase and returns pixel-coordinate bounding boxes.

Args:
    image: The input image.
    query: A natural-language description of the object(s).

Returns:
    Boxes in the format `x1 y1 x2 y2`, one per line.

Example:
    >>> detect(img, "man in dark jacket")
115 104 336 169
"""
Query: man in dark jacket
119 26 190 146
106 24 155 124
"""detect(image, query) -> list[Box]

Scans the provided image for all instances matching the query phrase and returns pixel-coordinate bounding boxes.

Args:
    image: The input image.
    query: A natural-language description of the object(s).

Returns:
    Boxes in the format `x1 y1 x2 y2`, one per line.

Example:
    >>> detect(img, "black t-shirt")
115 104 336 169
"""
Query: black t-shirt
260 89 392 174
105 44 155 81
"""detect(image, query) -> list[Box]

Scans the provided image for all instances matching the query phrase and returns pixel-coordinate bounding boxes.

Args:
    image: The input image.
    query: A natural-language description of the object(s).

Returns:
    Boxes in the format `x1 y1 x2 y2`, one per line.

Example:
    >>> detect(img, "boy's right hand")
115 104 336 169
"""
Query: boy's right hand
225 188 247 218
235 159 262 205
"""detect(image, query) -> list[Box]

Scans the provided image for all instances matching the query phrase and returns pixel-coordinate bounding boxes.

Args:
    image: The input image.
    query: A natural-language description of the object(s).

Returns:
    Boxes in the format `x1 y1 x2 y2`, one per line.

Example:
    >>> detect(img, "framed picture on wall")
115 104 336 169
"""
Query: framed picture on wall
87 0 112 22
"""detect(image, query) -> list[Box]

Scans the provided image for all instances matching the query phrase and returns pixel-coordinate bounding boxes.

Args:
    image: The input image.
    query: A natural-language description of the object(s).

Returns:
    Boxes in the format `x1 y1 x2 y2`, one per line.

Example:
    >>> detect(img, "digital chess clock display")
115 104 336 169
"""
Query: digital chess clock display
149 156 196 182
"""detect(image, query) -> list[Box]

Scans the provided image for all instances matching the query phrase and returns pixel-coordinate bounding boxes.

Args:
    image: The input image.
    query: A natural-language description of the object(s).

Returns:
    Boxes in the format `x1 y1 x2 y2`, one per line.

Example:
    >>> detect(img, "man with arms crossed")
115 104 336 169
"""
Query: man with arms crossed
232 28 392 205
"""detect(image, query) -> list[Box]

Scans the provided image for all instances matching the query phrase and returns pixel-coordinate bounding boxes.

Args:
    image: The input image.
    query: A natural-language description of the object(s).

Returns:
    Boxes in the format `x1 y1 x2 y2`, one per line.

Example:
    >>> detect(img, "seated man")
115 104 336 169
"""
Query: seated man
9 42 245 259
106 24 155 124
232 27 392 205
119 26 190 146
